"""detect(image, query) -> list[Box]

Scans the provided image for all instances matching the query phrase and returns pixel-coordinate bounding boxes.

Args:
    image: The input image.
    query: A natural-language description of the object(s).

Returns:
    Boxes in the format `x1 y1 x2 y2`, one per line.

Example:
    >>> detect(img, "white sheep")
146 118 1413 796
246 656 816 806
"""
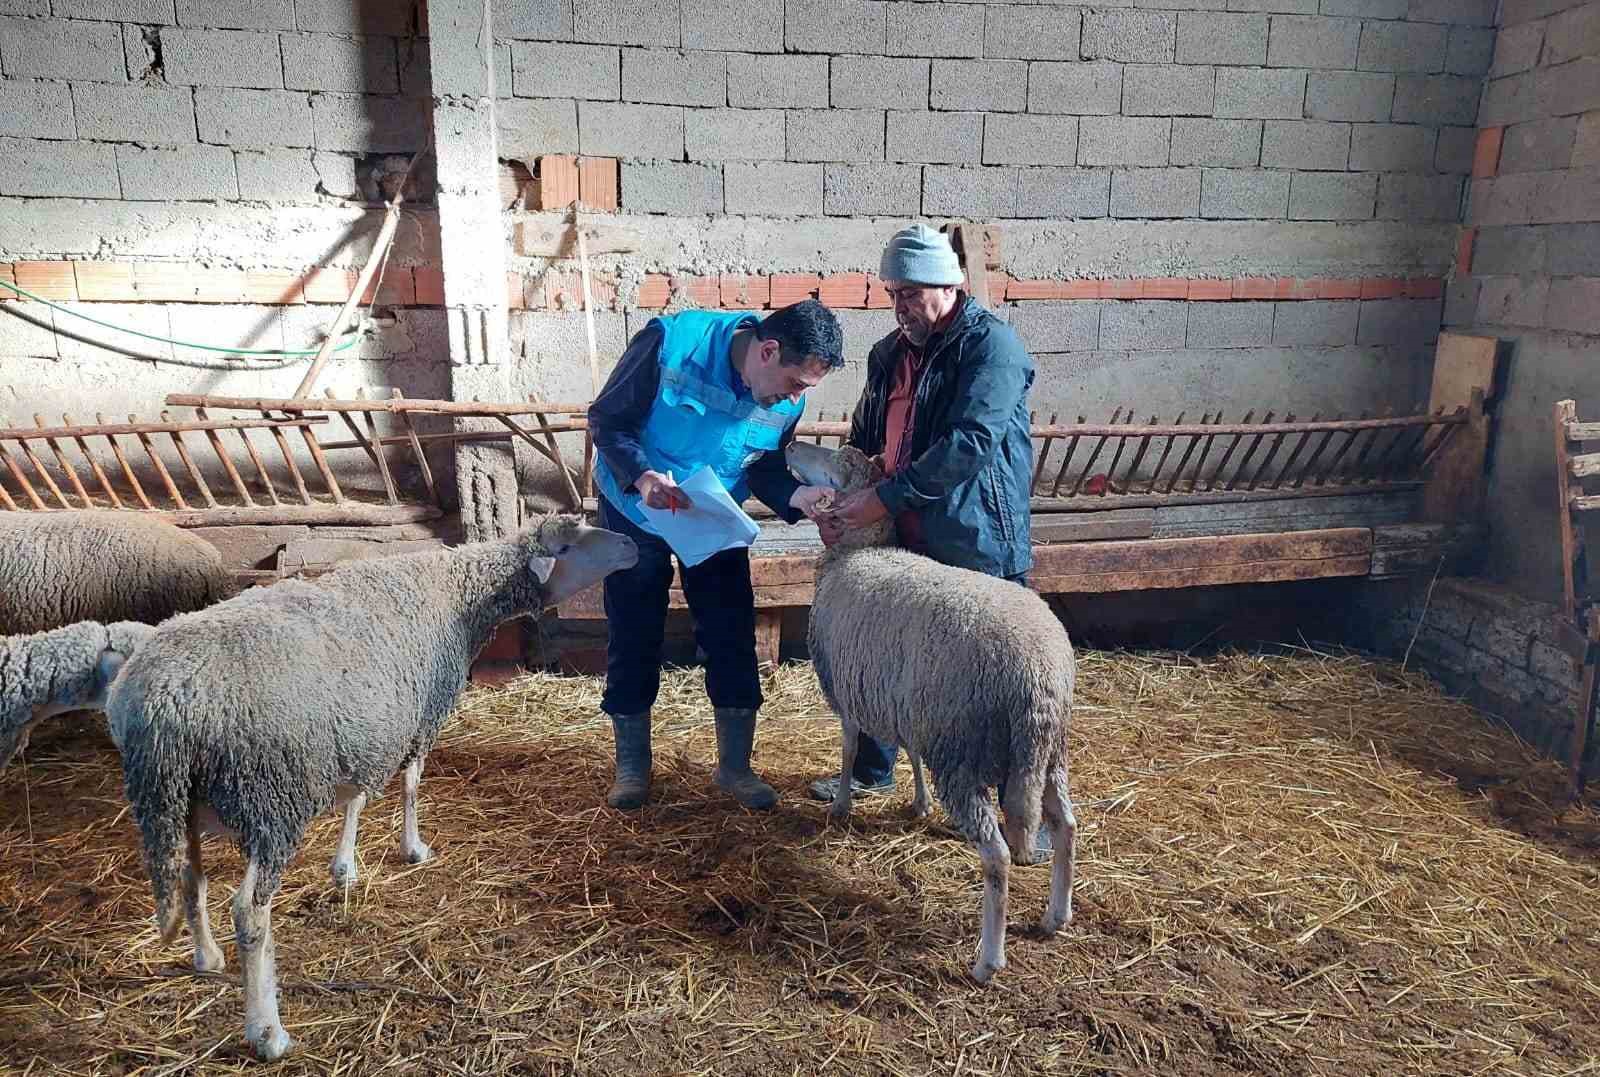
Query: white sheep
0 620 154 769
785 441 1077 984
57 513 635 1061
0 510 236 635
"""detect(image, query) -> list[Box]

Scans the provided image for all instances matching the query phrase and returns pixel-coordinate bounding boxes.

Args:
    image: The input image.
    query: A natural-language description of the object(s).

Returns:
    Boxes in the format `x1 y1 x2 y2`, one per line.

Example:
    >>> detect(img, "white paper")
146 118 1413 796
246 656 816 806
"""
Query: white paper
636 465 761 568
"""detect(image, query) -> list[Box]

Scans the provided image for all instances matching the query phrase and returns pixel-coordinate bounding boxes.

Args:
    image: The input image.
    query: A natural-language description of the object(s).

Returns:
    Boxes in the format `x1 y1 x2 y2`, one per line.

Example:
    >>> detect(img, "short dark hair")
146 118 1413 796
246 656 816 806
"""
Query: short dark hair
758 298 845 370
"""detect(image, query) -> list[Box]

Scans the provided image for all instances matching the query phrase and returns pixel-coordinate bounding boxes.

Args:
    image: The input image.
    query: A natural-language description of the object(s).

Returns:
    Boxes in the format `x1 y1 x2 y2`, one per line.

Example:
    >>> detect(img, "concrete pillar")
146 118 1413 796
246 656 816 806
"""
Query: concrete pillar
427 0 518 542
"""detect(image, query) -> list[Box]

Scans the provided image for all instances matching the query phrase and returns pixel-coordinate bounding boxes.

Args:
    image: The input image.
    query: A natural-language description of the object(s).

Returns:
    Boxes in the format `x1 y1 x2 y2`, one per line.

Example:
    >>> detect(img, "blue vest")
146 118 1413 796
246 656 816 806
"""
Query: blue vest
593 309 806 535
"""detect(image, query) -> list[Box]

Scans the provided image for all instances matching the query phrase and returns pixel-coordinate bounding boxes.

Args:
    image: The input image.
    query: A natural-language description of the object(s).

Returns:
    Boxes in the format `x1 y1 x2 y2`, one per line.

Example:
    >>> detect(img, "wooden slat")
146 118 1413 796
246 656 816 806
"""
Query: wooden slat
329 389 396 504
236 427 281 506
160 503 442 528
1166 412 1212 495
1027 528 1372 594
1570 452 1600 479
1557 400 1582 621
33 414 92 506
1429 332 1499 413
0 476 16 511
1144 411 1183 495
194 407 253 506
1570 608 1600 796
1070 406 1120 496
1573 495 1600 512
131 416 186 508
393 390 439 508
263 410 312 505
1568 422 1600 442
161 412 218 508
97 414 153 509
1032 508 1154 544
166 393 592 417
0 416 325 440
299 425 344 502
62 414 121 508
0 441 45 509
11 424 72 508
1222 411 1273 491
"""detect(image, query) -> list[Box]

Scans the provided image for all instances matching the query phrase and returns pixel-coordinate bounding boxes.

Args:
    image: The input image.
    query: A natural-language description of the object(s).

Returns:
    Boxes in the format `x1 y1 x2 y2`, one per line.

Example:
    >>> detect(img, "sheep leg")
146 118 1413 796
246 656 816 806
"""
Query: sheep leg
906 750 931 819
329 788 366 887
400 757 432 863
829 721 860 821
1039 766 1077 935
964 797 1010 984
235 857 292 1061
183 815 224 973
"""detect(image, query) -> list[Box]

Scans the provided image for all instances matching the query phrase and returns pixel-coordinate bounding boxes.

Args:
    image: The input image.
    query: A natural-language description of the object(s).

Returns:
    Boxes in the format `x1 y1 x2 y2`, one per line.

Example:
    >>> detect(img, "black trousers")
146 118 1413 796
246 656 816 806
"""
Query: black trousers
597 493 762 716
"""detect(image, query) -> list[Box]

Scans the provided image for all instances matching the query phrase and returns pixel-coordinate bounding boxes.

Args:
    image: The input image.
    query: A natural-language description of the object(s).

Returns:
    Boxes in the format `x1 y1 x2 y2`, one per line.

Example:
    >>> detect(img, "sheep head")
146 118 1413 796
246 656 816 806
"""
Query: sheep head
784 442 896 550
522 514 639 605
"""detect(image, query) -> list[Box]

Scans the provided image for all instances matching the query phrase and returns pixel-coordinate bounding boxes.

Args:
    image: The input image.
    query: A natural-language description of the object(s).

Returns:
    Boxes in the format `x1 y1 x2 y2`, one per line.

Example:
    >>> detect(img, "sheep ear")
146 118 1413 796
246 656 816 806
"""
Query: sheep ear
527 554 556 584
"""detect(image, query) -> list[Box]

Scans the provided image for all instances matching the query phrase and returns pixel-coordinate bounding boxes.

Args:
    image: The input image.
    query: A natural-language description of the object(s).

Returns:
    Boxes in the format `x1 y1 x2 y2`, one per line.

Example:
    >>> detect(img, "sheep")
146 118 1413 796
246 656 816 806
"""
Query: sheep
0 510 236 636
785 441 1077 984
62 513 636 1062
0 619 154 770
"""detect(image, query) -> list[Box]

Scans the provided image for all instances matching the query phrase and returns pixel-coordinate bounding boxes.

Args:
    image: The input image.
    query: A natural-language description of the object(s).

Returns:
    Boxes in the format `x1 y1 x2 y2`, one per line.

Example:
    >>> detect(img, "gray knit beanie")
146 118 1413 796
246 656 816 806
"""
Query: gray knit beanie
878 224 964 287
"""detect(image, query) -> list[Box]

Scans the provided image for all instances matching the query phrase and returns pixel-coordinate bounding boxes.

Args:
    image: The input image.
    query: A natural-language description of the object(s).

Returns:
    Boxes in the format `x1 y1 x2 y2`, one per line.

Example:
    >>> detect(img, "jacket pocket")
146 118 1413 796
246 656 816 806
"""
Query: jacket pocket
979 463 1015 545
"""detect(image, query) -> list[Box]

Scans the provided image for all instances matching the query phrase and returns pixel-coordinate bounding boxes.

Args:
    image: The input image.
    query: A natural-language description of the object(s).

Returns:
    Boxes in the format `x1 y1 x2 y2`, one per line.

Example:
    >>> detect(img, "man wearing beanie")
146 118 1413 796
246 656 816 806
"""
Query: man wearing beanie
808 223 1036 804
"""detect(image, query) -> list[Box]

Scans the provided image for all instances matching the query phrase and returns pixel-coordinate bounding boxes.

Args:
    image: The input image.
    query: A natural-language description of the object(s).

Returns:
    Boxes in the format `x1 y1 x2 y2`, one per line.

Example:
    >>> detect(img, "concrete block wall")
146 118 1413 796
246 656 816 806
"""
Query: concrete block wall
1443 0 1600 604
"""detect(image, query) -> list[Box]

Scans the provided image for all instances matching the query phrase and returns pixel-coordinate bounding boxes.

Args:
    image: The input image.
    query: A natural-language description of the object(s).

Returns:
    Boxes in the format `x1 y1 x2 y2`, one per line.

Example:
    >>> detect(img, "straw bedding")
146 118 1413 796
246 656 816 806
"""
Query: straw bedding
2 649 1599 1075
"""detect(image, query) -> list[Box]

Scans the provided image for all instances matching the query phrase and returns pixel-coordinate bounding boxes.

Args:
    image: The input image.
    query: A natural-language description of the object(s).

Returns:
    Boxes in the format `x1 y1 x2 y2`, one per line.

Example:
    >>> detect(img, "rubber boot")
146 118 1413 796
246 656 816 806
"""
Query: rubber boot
712 707 778 810
606 712 652 809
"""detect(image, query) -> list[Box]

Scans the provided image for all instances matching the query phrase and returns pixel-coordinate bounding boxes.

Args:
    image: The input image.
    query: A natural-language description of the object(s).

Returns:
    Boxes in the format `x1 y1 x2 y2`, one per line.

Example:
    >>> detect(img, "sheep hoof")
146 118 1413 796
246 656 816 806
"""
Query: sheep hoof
403 842 433 865
970 956 1006 985
908 798 932 819
1039 909 1071 936
827 802 852 822
329 858 357 887
249 1024 293 1061
194 944 225 973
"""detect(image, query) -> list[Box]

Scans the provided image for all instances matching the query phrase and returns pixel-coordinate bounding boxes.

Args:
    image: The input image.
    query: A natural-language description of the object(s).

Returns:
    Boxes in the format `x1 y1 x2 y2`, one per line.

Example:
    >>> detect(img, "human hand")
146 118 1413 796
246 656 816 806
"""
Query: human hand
868 453 887 474
828 487 889 528
636 470 693 511
790 485 834 519
816 515 845 545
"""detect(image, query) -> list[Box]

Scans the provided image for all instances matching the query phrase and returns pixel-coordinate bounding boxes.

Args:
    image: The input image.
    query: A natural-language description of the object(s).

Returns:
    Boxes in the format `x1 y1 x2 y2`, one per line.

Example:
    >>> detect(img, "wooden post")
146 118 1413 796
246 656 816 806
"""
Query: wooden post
755 609 782 669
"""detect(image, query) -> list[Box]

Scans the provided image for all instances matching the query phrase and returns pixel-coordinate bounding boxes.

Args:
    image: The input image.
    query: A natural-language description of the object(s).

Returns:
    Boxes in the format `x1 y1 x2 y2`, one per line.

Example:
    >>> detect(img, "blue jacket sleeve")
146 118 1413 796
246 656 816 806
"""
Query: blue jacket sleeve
877 325 1032 514
746 408 805 524
586 321 663 493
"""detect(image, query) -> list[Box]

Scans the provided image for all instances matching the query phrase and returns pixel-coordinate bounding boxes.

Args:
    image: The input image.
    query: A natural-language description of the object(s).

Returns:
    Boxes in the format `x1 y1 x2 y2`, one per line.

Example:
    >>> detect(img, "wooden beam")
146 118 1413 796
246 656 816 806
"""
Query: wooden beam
755 609 782 668
165 504 442 527
1567 421 1600 442
1570 452 1600 479
1557 399 1583 621
166 393 590 417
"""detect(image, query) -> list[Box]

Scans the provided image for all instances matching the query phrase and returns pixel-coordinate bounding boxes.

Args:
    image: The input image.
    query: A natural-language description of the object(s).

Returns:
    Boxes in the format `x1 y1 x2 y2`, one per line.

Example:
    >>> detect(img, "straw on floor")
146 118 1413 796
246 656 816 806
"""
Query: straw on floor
3 649 1599 1076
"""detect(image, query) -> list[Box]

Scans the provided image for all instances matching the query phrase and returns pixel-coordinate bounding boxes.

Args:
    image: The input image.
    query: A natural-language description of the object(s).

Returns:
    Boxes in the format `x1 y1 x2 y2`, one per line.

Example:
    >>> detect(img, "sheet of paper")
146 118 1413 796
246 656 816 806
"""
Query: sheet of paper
636 465 761 568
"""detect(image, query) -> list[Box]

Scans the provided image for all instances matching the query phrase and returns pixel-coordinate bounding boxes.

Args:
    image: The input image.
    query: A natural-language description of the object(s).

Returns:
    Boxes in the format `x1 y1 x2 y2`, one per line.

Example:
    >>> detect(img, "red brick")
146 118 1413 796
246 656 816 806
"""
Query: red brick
510 273 530 310
720 273 770 310
132 262 245 303
414 266 445 305
769 273 821 307
1187 279 1233 300
587 273 619 310
1059 280 1100 299
1472 126 1503 179
1405 277 1445 299
819 271 868 308
1141 277 1189 299
636 274 670 308
240 268 304 304
676 274 719 308
361 267 415 306
1284 278 1321 300
1360 277 1406 300
980 272 1010 305
1313 278 1363 300
73 261 137 301
1006 278 1061 300
1455 228 1476 277
1232 277 1279 300
300 267 357 304
0 263 14 303
14 260 79 301
1098 280 1139 300
865 274 891 308
538 154 579 210
577 156 619 212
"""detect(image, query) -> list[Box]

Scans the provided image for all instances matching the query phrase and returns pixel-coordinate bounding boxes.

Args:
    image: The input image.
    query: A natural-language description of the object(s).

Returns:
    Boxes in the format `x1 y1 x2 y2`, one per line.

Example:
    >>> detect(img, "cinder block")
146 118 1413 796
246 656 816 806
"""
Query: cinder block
1268 15 1360 69
1082 9 1175 62
195 87 312 148
54 0 172 19
1547 277 1600 335
0 80 73 139
686 108 784 160
621 49 725 106
1099 301 1187 349
823 163 921 216
1261 120 1350 170
1079 116 1170 166
1391 75 1480 126
727 53 827 108
725 161 821 216
0 17 125 81
985 5 1082 61
787 109 885 163
1491 20 1545 79
117 143 237 200
1542 4 1600 65
511 42 619 100
282 33 397 94
932 59 1026 112
1123 65 1215 117
314 93 430 153
1358 21 1446 73
1442 277 1478 325
1479 72 1538 128
1578 112 1600 169
75 83 196 146
0 136 118 197
1288 172 1377 219
235 149 324 202
293 0 413 34
1187 301 1274 347
175 0 290 29
1475 276 1549 326
505 0 573 40
1472 225 1547 276
1009 302 1099 351
786 0 886 54
1306 71 1394 120
621 160 722 214
1356 296 1441 344
0 0 46 11
1434 125 1476 173
983 114 1078 166
1111 168 1200 218
684 0 781 51
577 100 681 158
1200 169 1290 218
1444 26 1494 76
1349 124 1435 172
1028 62 1122 116
1017 168 1110 217
1376 174 1463 220
922 165 1017 217
833 55 927 110
161 28 284 88
1407 0 1497 26
1272 300 1357 345
1214 68 1305 119
1499 117 1578 174
887 3 983 57
1225 0 1317 11
1319 0 1405 14
1177 12 1266 65
1536 57 1600 120
1548 222 1600 276
887 110 983 164
1171 119 1261 167
573 0 680 47
0 301 59 357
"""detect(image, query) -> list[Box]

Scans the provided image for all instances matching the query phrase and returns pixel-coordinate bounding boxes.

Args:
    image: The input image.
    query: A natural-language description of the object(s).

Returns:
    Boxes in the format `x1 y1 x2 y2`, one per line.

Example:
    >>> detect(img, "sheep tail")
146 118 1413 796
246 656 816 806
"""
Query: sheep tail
999 681 1068 867
115 708 191 943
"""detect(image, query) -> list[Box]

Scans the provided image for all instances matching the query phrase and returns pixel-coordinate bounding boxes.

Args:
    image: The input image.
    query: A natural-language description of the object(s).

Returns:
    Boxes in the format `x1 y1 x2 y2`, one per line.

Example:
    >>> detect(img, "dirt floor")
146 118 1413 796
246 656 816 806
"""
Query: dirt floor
3 649 1600 1076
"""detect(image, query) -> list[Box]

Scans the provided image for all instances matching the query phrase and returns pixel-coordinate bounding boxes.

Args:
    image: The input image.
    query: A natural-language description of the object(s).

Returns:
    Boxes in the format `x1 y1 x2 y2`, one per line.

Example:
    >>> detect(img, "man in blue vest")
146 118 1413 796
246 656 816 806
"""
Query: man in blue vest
588 299 844 811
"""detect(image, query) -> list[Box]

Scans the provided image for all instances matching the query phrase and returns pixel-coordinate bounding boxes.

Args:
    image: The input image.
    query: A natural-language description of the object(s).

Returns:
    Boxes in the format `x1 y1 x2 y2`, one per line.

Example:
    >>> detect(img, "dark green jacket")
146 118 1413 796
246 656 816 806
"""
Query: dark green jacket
849 295 1035 578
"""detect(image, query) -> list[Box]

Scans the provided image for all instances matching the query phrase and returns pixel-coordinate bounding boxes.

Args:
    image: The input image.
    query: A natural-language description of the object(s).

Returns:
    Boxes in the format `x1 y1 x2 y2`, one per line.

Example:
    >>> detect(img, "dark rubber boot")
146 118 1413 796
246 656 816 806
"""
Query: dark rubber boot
606 712 652 809
712 708 777 810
